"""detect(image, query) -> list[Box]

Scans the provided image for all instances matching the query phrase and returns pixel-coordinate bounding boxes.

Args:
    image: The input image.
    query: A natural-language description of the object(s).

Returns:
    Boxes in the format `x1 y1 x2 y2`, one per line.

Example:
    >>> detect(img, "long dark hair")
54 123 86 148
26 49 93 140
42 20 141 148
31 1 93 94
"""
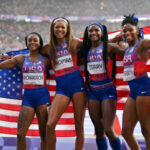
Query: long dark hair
80 23 116 86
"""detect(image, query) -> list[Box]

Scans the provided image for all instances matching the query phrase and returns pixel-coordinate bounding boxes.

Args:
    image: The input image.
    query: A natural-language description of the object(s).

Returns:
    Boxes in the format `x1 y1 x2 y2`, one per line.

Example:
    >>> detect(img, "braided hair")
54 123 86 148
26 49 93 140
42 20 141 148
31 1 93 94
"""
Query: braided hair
122 14 143 40
80 22 116 86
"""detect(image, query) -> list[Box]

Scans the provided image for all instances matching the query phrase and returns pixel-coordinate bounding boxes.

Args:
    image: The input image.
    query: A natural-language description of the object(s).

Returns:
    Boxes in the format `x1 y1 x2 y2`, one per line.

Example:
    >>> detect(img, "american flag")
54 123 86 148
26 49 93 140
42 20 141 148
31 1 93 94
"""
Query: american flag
0 26 150 137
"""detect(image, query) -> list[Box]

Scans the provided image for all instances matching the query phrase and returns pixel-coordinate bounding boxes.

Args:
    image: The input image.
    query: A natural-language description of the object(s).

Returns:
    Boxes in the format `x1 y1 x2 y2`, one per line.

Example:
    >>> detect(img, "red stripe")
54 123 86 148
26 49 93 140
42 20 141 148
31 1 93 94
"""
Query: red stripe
0 126 76 137
0 103 21 111
0 115 75 124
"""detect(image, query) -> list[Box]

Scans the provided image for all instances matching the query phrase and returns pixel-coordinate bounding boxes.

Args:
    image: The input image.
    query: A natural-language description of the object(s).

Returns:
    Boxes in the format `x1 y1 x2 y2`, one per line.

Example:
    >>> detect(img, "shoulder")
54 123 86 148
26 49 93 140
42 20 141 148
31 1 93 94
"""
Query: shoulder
41 44 50 55
71 37 83 52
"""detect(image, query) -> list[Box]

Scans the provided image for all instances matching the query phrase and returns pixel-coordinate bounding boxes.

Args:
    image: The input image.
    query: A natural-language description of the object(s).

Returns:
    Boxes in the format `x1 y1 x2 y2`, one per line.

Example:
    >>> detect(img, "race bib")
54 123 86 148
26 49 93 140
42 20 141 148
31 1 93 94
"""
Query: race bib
87 61 106 74
23 73 44 85
55 55 73 71
123 65 136 81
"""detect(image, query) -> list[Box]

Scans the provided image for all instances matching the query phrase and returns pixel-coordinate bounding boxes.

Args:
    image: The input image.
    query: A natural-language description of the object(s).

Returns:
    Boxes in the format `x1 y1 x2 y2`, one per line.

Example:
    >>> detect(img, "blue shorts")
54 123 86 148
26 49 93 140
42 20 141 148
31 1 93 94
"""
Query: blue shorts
88 79 117 101
128 76 150 100
55 70 86 98
22 86 51 108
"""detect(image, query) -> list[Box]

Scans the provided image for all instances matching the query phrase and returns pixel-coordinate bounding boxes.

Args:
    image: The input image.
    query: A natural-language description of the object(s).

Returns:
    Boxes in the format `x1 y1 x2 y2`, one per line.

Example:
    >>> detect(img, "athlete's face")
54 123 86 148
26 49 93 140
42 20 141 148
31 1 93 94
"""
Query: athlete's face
27 34 40 51
88 25 102 42
54 21 68 39
122 24 139 44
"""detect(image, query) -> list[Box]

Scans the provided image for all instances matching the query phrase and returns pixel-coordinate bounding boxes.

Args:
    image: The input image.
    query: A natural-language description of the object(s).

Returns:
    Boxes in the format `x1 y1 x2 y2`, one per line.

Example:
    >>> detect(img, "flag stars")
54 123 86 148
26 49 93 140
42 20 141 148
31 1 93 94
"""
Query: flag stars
12 81 16 84
12 88 15 92
3 80 7 83
8 70 12 73
7 91 10 95
16 93 20 96
12 74 16 77
17 78 21 81
8 84 11 87
17 85 20 88
8 77 12 80
3 73 7 76
3 87 6 91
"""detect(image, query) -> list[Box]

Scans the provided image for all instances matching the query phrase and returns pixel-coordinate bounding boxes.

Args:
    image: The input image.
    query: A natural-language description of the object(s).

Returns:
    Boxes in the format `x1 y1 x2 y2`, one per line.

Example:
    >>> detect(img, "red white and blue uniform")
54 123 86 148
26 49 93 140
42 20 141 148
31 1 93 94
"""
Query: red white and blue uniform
52 41 86 98
123 41 150 100
87 43 117 101
22 55 51 108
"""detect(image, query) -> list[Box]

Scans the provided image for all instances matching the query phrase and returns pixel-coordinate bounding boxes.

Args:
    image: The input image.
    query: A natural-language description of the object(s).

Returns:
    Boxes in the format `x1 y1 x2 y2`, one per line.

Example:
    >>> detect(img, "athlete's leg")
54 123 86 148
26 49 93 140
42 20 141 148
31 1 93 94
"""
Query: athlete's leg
46 94 70 150
17 106 35 150
72 91 87 150
102 99 121 150
88 99 107 150
136 96 150 150
122 97 140 150
36 104 48 150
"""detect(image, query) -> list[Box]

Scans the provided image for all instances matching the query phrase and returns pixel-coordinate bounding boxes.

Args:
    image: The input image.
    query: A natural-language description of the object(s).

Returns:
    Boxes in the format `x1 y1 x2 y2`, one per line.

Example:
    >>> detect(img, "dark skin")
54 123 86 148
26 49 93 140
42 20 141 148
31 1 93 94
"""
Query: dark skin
0 34 50 150
87 25 125 142
43 20 86 150
117 23 150 150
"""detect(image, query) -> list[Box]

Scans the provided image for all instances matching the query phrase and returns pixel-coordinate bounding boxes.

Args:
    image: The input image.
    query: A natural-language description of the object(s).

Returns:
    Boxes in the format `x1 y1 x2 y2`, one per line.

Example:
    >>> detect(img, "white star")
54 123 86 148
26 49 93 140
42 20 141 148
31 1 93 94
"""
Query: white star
8 77 11 80
12 81 16 84
3 87 6 91
8 84 11 87
3 80 7 83
7 91 10 95
17 85 20 88
13 74 16 77
17 78 21 81
12 88 15 92
16 93 20 96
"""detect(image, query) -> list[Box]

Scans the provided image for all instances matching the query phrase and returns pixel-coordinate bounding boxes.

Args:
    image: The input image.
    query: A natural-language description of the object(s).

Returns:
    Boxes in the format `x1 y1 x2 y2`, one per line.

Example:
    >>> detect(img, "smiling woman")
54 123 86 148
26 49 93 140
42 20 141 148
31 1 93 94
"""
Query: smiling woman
80 22 125 150
0 32 51 150
42 17 87 150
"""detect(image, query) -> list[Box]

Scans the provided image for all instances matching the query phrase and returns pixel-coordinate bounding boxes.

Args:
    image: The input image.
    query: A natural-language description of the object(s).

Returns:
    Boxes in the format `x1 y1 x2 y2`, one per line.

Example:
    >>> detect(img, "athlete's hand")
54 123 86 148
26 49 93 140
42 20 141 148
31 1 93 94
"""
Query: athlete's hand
0 54 12 60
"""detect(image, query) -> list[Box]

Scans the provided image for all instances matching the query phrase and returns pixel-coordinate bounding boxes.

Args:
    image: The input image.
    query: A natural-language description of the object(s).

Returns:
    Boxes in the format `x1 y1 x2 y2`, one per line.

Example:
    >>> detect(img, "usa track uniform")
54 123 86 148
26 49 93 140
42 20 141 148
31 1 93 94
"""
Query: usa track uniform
22 55 51 108
53 41 86 98
87 43 117 101
123 41 150 100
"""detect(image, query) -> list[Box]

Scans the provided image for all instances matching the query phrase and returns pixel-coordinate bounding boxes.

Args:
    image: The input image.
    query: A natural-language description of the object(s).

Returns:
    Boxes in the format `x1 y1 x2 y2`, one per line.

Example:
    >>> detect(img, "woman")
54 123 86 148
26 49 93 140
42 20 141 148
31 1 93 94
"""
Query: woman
119 14 150 150
80 22 125 150
43 17 87 150
0 32 51 150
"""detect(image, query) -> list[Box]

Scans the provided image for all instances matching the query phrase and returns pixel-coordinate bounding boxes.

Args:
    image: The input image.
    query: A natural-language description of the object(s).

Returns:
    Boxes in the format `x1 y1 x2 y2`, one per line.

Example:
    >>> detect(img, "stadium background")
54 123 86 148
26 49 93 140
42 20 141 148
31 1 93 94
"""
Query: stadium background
0 0 150 149
1 0 150 52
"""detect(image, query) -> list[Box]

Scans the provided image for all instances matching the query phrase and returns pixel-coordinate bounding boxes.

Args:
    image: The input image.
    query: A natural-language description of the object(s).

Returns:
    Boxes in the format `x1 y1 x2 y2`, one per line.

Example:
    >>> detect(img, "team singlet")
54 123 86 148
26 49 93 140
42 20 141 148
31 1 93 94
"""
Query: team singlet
123 41 147 81
53 41 79 76
87 44 109 81
22 55 47 89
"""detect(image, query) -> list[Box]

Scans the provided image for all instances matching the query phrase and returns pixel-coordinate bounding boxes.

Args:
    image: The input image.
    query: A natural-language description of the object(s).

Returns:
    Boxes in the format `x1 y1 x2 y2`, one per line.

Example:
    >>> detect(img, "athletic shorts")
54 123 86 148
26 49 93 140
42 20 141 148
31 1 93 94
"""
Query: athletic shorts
55 70 86 98
128 76 150 100
88 79 117 101
22 86 51 108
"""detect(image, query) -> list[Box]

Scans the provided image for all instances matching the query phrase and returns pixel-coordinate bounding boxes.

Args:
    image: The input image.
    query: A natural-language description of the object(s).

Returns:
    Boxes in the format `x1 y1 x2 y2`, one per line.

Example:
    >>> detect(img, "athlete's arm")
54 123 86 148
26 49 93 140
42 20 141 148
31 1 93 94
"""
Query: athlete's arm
71 37 83 53
136 39 150 61
0 55 25 69
108 42 125 57
43 56 51 70
40 44 50 56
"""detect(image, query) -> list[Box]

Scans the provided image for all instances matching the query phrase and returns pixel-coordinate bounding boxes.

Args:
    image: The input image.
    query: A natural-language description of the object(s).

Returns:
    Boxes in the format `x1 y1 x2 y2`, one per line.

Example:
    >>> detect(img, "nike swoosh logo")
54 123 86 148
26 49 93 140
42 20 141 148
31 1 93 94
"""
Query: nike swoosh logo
141 91 148 94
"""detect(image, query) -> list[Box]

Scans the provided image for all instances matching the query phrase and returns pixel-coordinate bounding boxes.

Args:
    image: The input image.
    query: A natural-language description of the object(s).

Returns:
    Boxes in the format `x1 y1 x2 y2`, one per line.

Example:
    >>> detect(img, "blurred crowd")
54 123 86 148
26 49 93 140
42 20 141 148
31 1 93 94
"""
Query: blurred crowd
0 0 150 52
